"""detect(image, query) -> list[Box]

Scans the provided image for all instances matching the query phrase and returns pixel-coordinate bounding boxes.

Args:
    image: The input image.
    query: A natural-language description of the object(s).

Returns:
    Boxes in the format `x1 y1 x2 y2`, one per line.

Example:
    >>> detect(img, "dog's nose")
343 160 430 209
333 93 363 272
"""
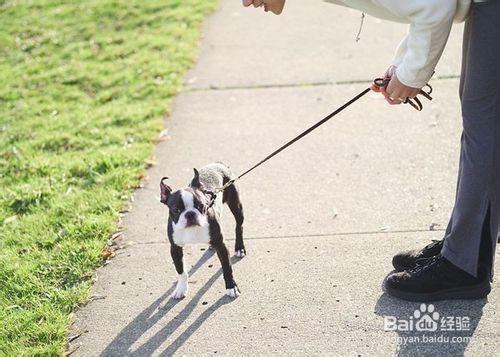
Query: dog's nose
184 210 196 221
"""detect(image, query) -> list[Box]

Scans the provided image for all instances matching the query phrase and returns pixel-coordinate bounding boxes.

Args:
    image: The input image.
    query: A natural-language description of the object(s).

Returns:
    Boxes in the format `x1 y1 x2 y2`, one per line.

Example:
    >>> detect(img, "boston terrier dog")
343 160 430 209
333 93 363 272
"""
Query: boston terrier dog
160 162 246 299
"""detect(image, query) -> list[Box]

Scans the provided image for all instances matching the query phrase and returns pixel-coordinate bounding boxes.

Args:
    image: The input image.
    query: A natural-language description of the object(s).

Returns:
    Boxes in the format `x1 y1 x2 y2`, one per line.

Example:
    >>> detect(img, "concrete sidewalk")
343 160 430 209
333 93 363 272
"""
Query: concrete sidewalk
73 1 499 356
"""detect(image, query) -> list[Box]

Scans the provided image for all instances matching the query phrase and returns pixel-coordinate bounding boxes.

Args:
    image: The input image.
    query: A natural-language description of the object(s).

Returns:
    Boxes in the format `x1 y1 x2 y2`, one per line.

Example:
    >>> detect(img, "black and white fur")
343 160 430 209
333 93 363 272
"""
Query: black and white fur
160 163 245 299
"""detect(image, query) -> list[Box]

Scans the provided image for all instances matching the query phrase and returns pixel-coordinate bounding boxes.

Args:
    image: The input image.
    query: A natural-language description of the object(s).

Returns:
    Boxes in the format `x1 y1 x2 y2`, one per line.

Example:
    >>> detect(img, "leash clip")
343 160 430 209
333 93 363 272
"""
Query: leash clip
202 189 217 210
205 179 236 209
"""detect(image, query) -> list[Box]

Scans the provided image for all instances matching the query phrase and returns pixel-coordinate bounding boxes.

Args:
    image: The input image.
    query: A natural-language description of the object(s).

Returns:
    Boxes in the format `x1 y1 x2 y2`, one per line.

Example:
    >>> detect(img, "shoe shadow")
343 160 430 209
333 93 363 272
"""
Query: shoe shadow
101 250 241 356
374 273 487 356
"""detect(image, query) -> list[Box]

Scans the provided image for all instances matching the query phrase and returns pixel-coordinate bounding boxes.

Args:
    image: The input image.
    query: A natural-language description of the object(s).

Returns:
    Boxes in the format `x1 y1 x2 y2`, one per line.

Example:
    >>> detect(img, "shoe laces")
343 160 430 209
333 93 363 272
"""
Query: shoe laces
409 254 443 277
421 239 443 254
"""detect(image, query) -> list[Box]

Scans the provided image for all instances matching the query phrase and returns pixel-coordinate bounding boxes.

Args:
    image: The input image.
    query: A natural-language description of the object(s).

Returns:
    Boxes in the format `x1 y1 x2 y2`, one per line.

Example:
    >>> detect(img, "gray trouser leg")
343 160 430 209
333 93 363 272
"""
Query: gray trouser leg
441 1 500 278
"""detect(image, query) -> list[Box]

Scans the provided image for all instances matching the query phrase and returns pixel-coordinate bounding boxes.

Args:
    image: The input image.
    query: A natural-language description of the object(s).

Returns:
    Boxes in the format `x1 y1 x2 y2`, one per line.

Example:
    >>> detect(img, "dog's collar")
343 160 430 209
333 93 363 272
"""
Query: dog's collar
201 189 217 212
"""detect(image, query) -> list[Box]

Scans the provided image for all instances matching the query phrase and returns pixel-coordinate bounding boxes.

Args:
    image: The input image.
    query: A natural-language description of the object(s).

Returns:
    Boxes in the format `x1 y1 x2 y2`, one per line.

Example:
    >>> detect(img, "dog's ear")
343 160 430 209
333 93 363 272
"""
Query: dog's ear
160 177 172 205
190 168 202 188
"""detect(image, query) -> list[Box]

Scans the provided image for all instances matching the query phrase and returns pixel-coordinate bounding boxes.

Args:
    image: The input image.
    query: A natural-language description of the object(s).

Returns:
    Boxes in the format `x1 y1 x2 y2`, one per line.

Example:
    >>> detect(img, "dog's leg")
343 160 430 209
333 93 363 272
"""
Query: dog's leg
210 220 239 297
170 244 188 299
214 241 240 298
223 184 246 257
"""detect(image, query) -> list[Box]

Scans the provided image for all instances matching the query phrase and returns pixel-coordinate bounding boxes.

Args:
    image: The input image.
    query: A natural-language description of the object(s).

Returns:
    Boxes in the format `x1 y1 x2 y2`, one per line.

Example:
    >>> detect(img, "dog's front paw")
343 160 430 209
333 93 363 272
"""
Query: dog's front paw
225 286 240 298
235 249 246 258
171 284 188 299
171 274 188 299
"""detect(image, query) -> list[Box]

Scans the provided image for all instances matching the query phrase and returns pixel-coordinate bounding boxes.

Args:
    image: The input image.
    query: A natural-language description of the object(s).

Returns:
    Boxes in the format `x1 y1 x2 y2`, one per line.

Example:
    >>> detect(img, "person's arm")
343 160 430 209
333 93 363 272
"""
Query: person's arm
371 0 456 103
243 0 457 104
390 0 456 85
327 0 457 103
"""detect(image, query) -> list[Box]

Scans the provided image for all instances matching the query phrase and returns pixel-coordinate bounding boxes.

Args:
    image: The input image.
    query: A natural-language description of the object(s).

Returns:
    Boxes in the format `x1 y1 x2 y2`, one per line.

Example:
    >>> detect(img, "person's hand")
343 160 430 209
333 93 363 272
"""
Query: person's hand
371 66 420 105
242 0 286 15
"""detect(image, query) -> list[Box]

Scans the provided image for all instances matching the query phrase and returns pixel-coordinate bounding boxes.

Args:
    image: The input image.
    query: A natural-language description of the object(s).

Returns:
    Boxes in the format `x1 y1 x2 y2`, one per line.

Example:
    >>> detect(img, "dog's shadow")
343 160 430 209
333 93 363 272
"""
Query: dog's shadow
101 249 241 356
374 272 487 356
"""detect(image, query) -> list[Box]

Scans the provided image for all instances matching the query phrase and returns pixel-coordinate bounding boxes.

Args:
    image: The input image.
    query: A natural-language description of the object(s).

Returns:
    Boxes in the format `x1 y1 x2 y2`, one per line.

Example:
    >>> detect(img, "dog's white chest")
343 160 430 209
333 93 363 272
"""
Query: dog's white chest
172 225 210 247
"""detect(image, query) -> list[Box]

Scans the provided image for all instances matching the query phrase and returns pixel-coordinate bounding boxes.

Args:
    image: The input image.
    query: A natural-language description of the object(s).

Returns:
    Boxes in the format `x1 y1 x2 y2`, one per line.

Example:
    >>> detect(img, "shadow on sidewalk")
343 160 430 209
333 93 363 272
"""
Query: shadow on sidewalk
374 278 487 356
101 249 241 356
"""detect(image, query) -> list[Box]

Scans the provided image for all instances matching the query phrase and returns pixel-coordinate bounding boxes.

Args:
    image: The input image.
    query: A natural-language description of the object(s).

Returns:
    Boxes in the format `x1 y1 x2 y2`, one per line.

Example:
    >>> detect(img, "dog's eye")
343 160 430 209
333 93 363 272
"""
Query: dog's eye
171 207 181 215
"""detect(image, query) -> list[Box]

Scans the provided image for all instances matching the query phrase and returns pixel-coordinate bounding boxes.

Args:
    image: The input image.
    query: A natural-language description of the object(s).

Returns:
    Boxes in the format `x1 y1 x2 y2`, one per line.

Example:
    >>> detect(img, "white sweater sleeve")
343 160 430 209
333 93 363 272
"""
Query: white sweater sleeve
392 35 408 67
325 0 457 88
386 0 456 88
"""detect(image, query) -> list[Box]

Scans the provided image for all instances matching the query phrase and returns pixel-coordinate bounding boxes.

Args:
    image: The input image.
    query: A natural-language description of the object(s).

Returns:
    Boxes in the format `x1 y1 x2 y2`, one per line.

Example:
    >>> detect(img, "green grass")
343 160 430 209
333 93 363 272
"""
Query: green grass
0 0 217 354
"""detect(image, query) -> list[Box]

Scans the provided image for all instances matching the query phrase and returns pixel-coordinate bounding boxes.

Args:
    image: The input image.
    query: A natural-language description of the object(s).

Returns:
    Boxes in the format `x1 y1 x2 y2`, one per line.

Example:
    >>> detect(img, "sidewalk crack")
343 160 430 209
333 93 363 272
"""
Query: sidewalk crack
184 75 460 92
133 227 444 246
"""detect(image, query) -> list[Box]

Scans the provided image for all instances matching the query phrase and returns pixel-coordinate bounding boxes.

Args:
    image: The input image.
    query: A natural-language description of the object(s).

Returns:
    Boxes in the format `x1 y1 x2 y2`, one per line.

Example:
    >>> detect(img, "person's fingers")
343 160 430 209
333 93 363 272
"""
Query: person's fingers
372 70 411 105
398 88 418 101
381 90 402 105
253 0 264 7
388 98 402 105
242 0 253 7
395 90 409 101
372 85 401 105
387 78 409 102
386 78 398 98
409 88 420 99
370 83 382 92
388 89 402 102
384 65 396 79
385 96 401 105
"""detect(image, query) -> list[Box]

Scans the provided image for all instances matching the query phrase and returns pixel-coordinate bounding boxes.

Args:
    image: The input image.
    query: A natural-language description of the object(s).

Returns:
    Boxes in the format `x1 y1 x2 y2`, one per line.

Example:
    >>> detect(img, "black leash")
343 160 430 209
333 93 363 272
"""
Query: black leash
207 78 432 207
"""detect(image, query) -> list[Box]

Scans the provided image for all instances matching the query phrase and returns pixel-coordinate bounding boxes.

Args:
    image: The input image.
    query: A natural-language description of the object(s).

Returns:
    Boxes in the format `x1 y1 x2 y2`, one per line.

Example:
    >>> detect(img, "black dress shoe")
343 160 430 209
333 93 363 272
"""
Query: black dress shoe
385 255 491 302
392 239 444 271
